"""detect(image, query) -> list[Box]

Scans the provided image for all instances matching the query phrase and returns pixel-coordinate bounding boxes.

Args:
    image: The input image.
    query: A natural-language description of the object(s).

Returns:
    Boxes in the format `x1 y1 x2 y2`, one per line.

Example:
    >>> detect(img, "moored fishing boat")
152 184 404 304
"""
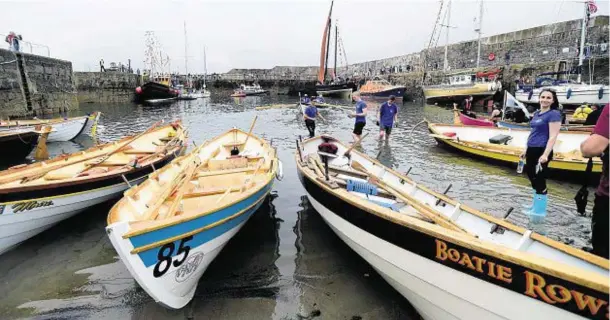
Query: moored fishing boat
0 112 101 142
135 77 179 104
423 72 500 103
0 121 187 255
516 84 609 107
427 122 602 174
295 135 609 320
0 130 41 165
106 125 281 309
359 79 405 99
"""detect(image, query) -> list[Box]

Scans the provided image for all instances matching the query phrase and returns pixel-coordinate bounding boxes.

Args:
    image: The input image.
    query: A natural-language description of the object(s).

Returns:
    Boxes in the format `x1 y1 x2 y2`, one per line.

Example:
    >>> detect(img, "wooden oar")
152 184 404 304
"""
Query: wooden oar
344 133 369 158
241 115 258 152
4 122 163 185
73 120 163 177
255 104 294 110
351 161 473 236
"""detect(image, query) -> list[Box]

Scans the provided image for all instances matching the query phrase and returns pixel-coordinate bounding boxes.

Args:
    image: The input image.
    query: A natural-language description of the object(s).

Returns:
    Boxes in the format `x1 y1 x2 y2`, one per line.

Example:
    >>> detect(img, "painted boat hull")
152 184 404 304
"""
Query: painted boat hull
361 86 405 99
0 154 178 255
295 137 608 320
136 82 179 103
0 131 38 165
515 85 609 106
300 185 604 320
423 83 495 100
107 182 273 309
427 124 602 174
497 121 529 129
316 83 356 99
0 113 100 142
459 113 494 127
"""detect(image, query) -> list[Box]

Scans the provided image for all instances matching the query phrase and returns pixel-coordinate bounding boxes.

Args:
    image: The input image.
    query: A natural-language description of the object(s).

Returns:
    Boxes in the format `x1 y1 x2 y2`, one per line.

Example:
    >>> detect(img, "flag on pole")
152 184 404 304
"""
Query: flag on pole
587 0 598 14
503 90 531 119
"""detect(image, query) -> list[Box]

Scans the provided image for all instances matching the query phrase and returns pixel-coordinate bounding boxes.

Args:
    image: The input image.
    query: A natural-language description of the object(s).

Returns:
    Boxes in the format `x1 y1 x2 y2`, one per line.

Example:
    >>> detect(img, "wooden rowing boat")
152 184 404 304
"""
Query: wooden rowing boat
106 128 281 309
0 112 101 142
0 121 187 255
427 122 602 174
295 135 608 320
459 112 494 127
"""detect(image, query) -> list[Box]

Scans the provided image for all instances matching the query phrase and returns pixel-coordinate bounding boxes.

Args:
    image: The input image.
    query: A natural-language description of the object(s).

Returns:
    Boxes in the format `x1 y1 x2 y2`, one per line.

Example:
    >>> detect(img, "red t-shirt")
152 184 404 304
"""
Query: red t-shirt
593 106 609 197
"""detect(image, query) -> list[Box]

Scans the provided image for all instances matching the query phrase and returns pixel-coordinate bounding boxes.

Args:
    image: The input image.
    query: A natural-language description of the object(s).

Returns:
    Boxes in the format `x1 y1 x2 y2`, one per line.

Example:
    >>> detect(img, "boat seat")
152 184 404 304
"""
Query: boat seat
123 149 156 155
222 141 246 148
197 166 264 178
208 157 249 170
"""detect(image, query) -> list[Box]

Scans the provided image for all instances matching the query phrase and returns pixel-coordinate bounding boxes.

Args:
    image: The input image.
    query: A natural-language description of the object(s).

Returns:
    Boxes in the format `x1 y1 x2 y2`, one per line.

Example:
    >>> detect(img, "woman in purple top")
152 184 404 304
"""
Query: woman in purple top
520 89 562 219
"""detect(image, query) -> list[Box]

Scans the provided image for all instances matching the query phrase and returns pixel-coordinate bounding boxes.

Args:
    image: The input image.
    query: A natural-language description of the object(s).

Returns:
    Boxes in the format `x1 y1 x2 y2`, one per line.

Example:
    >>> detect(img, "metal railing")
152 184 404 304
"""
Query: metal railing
1 34 50 57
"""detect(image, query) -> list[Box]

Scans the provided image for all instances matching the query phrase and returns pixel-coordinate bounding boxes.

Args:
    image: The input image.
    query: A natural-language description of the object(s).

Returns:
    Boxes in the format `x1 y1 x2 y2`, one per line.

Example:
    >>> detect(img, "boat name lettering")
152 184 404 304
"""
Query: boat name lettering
524 270 608 318
11 200 54 213
175 252 204 283
435 239 609 318
435 239 513 284
153 235 193 278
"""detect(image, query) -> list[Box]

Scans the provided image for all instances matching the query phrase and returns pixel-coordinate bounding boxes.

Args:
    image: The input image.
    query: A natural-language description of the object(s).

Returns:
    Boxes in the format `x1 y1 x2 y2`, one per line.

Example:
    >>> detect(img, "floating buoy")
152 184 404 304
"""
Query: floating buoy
488 53 496 61
566 88 572 99
599 86 604 100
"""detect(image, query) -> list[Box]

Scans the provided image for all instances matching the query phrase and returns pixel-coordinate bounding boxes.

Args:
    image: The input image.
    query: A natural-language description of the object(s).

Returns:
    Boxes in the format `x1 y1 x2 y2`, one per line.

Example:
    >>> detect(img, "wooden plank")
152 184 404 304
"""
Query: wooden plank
328 165 369 179
197 166 261 178
208 157 248 170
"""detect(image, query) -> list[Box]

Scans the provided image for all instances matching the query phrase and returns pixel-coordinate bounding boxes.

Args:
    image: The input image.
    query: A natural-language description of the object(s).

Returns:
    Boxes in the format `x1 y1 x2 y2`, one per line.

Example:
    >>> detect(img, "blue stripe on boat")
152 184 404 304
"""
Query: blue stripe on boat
129 183 272 266
137 199 265 267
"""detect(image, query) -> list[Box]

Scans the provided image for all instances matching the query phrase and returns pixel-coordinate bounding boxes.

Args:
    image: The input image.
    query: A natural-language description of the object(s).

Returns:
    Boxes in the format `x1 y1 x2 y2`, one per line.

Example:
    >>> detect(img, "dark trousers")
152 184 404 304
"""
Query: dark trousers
591 194 609 259
525 147 553 194
305 119 315 138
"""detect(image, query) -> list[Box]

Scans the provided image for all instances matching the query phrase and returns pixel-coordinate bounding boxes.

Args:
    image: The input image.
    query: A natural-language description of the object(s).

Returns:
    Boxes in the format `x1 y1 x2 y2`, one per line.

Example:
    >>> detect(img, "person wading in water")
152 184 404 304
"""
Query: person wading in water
303 101 326 138
348 92 367 141
520 89 561 219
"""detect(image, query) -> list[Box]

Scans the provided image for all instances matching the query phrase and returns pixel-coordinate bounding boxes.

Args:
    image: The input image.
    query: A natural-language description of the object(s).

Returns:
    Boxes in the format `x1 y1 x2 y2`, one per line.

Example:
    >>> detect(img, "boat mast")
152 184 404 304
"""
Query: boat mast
184 21 189 87
203 46 207 89
577 2 587 83
443 0 452 71
324 13 333 83
476 0 483 68
317 1 334 84
334 22 338 80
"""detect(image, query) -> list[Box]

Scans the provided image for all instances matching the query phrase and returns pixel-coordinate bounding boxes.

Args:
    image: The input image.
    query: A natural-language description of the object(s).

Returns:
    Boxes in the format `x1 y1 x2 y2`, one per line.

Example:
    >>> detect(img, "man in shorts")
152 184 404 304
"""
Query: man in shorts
349 92 367 141
377 95 398 140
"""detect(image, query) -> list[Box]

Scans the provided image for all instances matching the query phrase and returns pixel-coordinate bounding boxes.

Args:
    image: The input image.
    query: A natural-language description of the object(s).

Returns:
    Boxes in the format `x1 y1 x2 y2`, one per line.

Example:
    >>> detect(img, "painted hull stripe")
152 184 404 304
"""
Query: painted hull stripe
137 196 266 267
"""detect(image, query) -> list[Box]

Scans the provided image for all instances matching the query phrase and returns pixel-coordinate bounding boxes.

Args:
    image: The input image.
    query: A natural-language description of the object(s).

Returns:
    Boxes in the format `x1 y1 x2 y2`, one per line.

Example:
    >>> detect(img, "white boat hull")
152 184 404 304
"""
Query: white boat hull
0 116 90 142
316 88 352 99
0 176 146 255
516 85 609 106
107 190 268 309
306 194 593 320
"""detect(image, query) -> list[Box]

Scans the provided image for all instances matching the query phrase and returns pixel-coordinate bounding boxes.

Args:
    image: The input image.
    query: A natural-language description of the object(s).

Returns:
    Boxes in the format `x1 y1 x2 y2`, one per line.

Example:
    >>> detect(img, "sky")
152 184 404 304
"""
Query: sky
2 0 608 74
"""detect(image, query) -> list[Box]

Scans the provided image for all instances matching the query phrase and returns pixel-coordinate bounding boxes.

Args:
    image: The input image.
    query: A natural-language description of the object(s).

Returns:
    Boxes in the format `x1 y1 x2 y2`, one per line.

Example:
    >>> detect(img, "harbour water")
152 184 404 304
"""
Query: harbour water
0 95 593 319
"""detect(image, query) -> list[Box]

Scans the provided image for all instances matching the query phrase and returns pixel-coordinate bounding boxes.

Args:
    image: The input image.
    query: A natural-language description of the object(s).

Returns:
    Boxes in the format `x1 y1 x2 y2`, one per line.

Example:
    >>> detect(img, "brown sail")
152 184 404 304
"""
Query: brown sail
318 1 333 83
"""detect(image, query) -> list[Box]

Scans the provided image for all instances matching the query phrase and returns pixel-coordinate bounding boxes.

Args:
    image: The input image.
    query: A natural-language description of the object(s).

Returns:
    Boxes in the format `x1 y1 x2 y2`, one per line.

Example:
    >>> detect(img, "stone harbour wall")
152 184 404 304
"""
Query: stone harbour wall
0 49 27 116
20 52 77 116
0 49 77 117
74 72 139 103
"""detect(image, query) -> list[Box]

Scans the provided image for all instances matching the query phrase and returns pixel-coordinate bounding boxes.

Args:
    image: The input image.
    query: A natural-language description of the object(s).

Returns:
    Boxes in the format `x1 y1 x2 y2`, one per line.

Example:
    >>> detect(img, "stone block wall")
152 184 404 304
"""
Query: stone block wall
0 49 27 116
20 52 78 115
74 72 139 103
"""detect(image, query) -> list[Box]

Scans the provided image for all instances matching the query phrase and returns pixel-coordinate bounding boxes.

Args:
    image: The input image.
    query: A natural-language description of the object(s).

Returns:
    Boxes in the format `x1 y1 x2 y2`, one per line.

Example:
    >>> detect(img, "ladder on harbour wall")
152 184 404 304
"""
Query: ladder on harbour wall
15 53 33 114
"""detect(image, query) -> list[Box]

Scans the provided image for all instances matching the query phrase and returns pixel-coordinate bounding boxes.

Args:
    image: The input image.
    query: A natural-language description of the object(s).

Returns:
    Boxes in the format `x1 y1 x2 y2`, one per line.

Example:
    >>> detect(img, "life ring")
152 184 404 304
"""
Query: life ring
488 53 496 61
599 86 604 100
566 88 572 100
